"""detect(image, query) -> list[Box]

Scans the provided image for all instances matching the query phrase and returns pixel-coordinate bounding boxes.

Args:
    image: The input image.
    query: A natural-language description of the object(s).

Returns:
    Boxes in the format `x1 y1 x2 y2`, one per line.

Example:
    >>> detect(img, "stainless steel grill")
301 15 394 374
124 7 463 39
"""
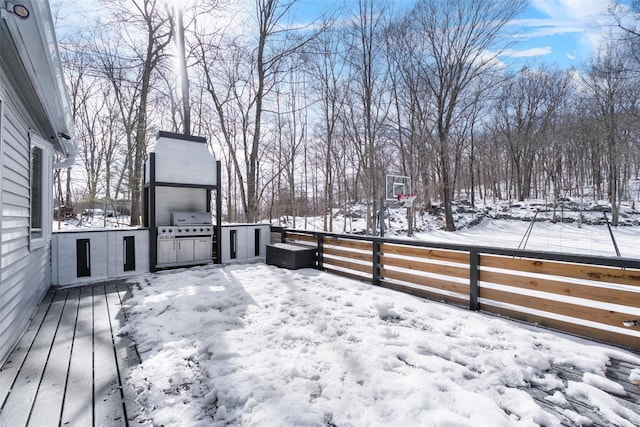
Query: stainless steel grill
157 212 214 238
157 225 214 238
156 211 214 266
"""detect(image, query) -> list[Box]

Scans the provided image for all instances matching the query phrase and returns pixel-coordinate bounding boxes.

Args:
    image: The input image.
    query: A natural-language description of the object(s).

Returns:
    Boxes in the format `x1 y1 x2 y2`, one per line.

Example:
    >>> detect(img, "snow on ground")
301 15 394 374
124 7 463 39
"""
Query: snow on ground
56 199 640 258
275 200 640 258
412 219 640 258
122 264 640 427
53 213 131 230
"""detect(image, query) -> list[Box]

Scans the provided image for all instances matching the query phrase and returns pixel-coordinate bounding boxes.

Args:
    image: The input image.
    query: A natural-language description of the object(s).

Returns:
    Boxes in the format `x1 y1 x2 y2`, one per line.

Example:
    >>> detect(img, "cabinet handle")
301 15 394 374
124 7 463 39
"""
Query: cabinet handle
86 242 90 269
123 239 127 266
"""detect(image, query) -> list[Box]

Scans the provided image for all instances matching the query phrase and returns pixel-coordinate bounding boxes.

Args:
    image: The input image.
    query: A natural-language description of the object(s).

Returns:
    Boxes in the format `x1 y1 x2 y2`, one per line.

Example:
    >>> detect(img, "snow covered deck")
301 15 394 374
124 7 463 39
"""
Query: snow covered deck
0 282 141 426
0 265 639 426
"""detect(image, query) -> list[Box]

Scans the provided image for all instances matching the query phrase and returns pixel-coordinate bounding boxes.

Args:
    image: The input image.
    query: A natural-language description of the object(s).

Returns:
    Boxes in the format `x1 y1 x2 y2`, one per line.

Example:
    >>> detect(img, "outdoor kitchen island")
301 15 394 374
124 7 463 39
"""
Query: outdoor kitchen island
143 131 222 271
50 132 271 286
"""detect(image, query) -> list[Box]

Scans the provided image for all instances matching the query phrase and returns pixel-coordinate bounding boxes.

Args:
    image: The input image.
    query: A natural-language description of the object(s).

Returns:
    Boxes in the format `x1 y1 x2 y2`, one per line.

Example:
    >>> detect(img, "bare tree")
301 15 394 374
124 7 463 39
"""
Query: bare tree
306 23 349 231
494 67 570 202
582 43 637 225
59 40 94 214
91 0 173 225
194 0 327 222
398 0 525 231
342 0 392 234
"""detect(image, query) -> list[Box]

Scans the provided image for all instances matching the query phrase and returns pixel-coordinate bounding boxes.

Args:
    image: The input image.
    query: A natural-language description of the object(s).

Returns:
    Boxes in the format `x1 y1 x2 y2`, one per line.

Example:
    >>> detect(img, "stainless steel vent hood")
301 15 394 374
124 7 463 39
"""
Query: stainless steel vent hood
145 131 216 186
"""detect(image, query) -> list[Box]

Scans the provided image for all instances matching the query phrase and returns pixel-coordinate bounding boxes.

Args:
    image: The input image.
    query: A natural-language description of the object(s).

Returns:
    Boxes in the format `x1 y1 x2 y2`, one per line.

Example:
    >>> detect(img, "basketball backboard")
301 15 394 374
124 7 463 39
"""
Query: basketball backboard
385 174 411 201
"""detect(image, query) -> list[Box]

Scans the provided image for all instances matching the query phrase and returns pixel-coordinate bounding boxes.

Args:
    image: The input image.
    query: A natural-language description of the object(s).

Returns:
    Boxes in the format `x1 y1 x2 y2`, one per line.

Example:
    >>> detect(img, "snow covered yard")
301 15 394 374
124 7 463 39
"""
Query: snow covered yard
122 264 640 427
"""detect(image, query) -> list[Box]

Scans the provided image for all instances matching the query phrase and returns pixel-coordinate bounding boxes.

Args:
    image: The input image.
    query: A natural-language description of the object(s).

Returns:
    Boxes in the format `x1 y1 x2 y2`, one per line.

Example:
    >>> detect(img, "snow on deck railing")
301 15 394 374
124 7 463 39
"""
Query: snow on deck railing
272 226 640 351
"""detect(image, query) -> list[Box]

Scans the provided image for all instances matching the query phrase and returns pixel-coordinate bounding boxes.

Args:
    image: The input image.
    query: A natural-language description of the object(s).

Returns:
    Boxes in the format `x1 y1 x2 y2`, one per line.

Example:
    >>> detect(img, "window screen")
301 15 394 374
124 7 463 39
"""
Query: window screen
31 146 43 239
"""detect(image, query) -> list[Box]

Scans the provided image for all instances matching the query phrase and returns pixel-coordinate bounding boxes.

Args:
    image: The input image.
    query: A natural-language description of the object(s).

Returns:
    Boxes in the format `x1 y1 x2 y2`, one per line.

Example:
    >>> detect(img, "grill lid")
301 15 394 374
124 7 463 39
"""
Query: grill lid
171 211 212 225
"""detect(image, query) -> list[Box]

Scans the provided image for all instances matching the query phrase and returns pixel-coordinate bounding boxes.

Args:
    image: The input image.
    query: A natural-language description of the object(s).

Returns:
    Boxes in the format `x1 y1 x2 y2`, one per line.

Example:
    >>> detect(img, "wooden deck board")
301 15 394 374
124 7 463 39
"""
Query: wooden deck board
0 292 54 406
28 288 80 426
93 284 127 426
0 292 65 426
60 286 94 426
520 361 640 426
107 282 143 423
0 282 140 426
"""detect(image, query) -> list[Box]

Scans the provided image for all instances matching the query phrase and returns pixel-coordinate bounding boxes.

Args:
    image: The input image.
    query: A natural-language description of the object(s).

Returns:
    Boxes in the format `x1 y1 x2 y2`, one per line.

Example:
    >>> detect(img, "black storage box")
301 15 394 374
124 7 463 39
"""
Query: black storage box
266 243 316 269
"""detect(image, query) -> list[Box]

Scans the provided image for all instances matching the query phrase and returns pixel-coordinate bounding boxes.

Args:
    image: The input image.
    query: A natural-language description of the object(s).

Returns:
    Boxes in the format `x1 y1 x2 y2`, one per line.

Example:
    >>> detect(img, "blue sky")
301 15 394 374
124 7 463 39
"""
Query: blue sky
501 0 619 69
290 0 620 70
53 0 622 71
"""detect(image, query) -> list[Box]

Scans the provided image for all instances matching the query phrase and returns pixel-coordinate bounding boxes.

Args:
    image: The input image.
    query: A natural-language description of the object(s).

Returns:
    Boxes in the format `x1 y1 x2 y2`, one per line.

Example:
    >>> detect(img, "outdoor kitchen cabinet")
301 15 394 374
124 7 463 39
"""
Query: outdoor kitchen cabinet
194 237 212 261
156 237 212 266
157 239 177 265
176 239 195 263
52 229 149 286
220 224 270 263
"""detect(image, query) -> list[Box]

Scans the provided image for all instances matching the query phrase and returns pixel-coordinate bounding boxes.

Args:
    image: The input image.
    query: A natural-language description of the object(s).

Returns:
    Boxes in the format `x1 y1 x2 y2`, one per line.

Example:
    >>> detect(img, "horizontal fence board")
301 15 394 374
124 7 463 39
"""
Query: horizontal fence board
380 267 469 296
323 247 373 263
482 304 639 350
275 227 640 351
480 270 640 307
323 237 372 251
381 244 469 264
481 255 640 287
379 281 468 308
324 267 371 282
270 232 282 242
480 288 635 330
286 232 316 243
380 255 468 280
323 256 372 274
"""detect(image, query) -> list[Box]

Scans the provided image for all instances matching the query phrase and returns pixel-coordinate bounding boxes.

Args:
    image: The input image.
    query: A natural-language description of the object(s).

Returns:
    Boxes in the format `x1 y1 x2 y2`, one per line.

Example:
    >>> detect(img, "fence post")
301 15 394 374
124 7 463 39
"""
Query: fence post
469 250 480 311
317 234 324 270
280 229 286 243
372 240 381 286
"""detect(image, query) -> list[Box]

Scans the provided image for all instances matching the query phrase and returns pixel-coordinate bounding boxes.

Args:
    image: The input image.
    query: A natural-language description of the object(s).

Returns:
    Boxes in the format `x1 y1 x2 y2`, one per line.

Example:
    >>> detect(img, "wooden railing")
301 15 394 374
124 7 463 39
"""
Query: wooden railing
271 227 640 351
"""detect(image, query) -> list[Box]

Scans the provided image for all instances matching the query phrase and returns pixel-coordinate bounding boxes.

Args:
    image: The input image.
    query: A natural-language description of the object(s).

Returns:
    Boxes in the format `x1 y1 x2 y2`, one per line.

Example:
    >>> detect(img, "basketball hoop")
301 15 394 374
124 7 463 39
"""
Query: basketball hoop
397 194 416 208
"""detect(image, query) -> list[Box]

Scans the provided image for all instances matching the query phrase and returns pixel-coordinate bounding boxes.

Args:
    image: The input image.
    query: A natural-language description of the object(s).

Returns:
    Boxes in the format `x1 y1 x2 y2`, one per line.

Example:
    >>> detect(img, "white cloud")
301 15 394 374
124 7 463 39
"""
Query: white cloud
511 18 585 38
530 0 610 20
505 46 553 58
518 0 615 63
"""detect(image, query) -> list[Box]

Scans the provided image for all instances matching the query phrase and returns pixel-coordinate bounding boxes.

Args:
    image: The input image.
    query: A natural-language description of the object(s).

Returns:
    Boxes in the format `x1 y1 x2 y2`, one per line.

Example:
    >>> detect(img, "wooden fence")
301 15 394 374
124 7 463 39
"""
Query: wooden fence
271 227 640 351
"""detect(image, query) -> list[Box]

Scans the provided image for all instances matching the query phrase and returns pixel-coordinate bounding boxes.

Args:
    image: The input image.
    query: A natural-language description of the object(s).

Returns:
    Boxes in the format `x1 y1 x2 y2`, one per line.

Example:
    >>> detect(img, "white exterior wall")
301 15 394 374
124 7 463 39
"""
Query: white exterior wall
0 78 51 365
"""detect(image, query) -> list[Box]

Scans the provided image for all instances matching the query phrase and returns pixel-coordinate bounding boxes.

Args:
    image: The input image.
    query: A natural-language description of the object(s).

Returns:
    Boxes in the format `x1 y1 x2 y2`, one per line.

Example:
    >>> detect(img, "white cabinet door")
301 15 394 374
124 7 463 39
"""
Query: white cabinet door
158 239 176 264
194 238 211 261
176 239 194 263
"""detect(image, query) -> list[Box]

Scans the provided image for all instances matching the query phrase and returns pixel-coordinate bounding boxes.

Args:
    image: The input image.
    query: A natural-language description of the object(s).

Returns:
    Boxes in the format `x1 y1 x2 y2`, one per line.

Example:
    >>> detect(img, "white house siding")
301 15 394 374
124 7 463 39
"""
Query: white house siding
0 79 51 366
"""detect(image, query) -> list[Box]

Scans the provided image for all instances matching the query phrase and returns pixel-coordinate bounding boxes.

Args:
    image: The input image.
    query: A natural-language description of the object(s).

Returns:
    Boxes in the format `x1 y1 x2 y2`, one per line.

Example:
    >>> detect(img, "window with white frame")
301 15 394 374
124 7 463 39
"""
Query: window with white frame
31 144 43 238
30 134 50 247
